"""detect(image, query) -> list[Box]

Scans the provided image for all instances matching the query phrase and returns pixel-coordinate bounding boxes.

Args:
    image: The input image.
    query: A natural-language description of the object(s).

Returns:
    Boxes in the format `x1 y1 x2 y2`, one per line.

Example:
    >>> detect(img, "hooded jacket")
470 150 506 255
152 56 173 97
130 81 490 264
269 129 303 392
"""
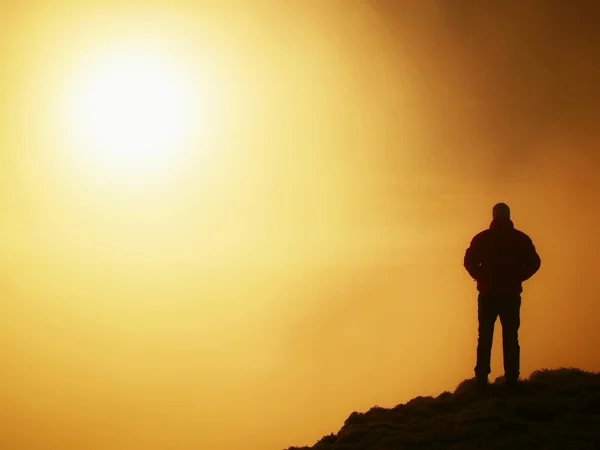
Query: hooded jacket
464 218 541 295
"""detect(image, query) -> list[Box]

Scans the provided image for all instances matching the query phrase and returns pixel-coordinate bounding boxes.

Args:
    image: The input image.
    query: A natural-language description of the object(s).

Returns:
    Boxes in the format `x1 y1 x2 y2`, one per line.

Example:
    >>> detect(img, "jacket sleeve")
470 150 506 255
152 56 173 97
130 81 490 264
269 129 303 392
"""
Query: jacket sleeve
521 237 541 281
464 236 483 280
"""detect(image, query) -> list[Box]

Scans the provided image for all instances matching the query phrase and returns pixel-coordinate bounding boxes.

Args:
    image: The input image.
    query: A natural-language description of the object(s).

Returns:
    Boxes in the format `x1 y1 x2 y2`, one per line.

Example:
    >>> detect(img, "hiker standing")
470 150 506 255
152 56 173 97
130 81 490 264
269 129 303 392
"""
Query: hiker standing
464 203 541 387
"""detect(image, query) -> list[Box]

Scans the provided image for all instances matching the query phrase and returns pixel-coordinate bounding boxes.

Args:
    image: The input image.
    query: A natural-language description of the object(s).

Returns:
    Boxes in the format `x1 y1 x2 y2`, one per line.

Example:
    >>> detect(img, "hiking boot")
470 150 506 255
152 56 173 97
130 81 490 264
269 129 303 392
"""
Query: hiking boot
476 376 489 390
505 377 520 391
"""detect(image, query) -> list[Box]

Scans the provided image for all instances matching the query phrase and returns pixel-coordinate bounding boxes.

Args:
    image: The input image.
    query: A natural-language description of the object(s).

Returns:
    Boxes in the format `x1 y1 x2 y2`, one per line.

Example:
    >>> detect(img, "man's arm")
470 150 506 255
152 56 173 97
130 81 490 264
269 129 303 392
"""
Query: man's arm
521 237 541 281
464 235 483 280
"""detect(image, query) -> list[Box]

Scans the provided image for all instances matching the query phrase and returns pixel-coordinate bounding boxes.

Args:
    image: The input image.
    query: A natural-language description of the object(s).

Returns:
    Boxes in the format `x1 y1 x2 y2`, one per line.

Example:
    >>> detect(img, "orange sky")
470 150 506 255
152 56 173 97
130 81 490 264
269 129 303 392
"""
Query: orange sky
1 1 600 449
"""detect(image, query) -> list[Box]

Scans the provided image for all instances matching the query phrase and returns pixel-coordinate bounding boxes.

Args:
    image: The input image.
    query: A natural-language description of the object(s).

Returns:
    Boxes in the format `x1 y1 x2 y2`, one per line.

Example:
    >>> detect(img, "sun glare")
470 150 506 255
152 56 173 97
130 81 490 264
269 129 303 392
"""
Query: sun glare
63 41 200 185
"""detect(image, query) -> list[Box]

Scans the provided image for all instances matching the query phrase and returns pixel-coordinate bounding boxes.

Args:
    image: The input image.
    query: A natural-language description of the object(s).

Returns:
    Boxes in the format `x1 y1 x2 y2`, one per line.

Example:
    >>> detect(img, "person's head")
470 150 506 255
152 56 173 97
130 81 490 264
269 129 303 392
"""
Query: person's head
492 202 511 220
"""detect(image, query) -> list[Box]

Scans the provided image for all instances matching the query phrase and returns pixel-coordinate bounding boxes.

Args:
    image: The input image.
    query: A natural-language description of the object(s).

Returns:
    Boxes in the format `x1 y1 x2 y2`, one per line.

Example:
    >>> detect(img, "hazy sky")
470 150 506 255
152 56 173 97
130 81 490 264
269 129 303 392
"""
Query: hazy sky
1 1 600 450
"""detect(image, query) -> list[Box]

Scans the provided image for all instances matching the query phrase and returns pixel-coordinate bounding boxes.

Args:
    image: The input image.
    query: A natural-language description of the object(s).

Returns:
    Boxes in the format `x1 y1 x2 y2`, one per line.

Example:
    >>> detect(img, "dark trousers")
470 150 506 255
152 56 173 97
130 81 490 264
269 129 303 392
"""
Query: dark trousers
475 294 521 381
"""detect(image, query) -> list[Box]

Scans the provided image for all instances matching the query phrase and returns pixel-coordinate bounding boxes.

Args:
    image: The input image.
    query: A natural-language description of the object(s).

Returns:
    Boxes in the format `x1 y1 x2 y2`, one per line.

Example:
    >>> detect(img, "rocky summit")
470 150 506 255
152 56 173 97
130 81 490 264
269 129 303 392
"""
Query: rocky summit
286 368 600 450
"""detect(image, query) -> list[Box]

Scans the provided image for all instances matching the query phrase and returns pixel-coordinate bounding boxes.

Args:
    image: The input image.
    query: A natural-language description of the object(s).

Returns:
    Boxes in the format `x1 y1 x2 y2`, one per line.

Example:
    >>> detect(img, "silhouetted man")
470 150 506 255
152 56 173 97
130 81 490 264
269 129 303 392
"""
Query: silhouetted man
464 203 541 388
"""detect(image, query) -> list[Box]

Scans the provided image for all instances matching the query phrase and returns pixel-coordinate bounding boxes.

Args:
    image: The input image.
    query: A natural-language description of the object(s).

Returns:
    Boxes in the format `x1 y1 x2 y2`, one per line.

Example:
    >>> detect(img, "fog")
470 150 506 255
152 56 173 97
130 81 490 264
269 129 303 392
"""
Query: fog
1 1 599 449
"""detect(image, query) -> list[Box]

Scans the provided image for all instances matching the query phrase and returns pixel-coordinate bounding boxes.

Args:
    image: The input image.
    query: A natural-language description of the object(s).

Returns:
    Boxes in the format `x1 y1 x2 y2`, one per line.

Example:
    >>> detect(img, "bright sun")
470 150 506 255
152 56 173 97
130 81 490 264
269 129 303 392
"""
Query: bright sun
63 41 200 185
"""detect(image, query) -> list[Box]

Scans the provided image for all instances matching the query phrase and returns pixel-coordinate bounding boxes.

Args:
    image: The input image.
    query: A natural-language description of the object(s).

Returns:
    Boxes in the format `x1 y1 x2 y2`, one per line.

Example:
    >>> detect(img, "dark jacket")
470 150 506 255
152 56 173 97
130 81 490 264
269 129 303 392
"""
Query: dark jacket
464 218 541 295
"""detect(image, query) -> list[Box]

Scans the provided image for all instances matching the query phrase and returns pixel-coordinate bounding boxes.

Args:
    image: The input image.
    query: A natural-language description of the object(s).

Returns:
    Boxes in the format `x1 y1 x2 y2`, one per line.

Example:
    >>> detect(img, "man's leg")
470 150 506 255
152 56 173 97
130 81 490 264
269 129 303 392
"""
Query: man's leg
475 294 498 383
499 294 522 384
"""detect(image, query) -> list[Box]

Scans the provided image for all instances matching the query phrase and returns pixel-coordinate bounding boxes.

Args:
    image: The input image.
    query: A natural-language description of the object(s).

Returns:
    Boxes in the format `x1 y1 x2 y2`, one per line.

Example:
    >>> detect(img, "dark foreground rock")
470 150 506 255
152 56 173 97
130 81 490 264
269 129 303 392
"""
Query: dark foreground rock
286 368 600 450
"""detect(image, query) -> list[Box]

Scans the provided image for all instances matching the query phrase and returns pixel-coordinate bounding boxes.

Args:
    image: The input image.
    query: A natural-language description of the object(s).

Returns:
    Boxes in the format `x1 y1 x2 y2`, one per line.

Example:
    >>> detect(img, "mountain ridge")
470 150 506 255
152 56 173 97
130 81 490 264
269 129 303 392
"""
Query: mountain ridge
286 368 600 450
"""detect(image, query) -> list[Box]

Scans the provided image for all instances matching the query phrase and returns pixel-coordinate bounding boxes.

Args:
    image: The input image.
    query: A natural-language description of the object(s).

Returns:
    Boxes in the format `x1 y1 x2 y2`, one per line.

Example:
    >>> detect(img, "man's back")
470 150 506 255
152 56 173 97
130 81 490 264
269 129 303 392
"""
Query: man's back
464 216 541 295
